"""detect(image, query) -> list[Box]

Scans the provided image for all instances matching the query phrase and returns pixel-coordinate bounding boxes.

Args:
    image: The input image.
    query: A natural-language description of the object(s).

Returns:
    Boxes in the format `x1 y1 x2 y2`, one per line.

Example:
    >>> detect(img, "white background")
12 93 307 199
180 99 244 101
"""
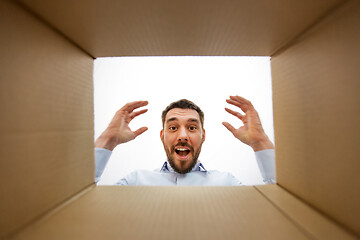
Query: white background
94 56 274 185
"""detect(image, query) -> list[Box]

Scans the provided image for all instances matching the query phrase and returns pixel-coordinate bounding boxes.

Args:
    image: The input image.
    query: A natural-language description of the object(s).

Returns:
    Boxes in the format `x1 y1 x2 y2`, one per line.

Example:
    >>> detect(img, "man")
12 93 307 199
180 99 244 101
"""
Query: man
95 95 275 185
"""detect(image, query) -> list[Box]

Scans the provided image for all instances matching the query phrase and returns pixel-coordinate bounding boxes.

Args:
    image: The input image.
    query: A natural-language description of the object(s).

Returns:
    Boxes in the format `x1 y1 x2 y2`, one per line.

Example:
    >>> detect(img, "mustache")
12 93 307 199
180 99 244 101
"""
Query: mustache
171 142 194 152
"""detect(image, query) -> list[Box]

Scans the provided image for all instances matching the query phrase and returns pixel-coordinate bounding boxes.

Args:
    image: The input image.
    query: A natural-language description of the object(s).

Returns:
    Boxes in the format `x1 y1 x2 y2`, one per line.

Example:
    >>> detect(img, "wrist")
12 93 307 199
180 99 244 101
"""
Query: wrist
250 135 274 152
94 131 118 151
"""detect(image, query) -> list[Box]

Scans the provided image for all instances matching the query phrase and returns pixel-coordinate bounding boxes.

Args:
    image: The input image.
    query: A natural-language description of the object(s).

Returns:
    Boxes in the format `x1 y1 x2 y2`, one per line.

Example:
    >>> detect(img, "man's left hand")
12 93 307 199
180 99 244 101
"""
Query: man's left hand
222 95 274 152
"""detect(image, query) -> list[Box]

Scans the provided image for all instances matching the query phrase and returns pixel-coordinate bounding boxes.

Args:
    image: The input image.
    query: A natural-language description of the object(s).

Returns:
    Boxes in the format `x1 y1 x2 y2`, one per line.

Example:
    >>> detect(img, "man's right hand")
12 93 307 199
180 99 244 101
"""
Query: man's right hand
95 101 149 151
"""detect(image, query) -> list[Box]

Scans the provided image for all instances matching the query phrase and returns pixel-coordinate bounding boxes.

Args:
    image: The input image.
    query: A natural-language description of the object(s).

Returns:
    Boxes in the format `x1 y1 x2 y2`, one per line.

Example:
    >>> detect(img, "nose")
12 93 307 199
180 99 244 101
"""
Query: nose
178 127 188 142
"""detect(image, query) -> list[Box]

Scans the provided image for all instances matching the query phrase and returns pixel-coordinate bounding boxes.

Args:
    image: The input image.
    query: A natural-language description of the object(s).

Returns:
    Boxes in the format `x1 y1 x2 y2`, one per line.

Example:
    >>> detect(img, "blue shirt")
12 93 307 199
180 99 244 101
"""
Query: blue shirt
95 148 275 186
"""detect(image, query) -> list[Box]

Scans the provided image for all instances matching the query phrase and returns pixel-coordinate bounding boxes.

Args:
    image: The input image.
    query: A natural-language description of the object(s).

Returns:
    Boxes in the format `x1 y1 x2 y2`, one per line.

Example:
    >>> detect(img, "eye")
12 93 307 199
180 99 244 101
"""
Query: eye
188 126 197 131
169 126 177 131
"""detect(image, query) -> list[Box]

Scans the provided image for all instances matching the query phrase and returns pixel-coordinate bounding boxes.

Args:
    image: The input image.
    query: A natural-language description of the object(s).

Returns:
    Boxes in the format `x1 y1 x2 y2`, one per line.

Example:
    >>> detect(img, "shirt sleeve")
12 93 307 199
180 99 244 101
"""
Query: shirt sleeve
255 149 276 184
95 147 112 184
228 172 243 186
115 171 138 185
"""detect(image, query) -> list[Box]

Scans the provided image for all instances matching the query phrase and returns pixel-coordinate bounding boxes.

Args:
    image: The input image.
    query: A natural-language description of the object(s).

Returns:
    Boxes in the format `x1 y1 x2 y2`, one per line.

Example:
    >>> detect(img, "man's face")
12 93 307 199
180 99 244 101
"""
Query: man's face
160 108 206 174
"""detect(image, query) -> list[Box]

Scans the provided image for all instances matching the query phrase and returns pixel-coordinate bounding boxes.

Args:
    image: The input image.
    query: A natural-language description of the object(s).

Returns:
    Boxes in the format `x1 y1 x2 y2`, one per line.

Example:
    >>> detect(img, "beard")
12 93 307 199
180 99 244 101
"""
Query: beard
163 141 203 174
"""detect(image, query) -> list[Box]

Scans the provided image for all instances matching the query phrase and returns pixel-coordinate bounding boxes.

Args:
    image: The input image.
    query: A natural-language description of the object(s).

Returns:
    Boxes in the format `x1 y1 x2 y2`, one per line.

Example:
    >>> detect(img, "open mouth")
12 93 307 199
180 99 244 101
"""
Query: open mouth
175 147 191 158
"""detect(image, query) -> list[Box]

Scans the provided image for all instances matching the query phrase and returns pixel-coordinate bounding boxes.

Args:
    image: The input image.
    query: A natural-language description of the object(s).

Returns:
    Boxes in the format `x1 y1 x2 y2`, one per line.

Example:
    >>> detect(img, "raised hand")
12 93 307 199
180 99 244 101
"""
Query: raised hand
95 101 149 151
222 96 274 152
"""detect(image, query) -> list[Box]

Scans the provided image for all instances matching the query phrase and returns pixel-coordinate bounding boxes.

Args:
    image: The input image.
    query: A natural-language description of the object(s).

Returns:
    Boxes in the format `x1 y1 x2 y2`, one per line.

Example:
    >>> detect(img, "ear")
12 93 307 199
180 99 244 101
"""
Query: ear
202 129 206 143
160 129 164 143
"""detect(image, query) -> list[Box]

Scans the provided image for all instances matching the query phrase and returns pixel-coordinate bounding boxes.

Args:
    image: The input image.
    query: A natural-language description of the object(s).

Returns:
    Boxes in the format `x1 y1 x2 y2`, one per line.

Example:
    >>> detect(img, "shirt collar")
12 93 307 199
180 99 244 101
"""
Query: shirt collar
160 161 207 173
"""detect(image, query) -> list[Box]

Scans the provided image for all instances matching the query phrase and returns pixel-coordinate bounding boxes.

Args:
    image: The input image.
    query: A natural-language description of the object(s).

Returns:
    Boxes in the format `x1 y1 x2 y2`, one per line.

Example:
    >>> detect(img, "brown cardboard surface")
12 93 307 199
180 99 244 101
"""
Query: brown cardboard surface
18 0 342 57
0 0 94 238
271 0 360 236
3 0 360 239
256 185 357 239
13 186 310 240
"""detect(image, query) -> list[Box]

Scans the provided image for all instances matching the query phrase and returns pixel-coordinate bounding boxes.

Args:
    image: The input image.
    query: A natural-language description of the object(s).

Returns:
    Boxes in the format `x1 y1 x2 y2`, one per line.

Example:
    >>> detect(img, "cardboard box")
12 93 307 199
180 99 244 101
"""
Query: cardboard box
1 0 359 239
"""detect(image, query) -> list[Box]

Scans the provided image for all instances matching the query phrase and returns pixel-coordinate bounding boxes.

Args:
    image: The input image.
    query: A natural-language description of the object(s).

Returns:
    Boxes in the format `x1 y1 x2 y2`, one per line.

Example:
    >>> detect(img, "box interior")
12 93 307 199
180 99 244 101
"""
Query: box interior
1 0 359 239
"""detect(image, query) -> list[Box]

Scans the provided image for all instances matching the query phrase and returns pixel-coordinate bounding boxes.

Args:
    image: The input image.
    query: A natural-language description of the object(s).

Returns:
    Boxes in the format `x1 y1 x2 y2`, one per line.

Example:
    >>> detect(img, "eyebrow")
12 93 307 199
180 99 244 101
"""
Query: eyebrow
166 117 200 124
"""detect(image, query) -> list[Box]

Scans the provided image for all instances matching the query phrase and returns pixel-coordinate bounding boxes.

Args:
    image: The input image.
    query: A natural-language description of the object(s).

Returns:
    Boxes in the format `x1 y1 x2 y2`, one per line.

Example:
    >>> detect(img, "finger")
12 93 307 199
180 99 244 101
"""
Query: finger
134 127 148 138
129 109 148 120
225 107 245 122
230 95 252 105
121 100 148 113
111 106 147 126
226 99 249 112
228 95 251 107
228 95 254 112
222 122 236 135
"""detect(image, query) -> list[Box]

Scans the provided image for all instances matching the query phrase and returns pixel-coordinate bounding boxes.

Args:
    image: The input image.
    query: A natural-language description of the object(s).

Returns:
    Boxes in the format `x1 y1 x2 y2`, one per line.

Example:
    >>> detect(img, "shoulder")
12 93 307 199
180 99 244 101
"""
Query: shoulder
207 170 235 178
128 169 160 178
117 169 165 185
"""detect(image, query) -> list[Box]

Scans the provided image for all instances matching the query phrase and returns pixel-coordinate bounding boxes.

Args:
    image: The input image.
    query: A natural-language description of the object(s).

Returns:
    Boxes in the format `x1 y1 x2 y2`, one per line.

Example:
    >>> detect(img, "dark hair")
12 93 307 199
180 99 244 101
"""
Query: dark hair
161 99 204 129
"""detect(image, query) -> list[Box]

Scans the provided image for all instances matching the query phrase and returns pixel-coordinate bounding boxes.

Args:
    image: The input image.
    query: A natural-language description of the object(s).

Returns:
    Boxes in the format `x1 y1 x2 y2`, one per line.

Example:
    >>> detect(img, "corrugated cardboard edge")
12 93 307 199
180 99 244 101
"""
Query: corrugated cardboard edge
6 184 95 240
255 185 357 239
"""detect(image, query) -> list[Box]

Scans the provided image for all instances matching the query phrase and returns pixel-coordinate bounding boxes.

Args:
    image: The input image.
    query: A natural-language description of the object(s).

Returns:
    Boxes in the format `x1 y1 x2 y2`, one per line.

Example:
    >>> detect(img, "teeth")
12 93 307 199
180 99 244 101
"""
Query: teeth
177 148 188 151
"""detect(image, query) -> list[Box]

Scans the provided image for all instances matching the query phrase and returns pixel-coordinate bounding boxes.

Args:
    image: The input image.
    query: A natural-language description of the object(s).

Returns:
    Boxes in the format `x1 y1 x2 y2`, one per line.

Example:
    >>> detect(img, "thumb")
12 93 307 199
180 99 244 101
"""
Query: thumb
222 122 236 135
134 127 148 138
